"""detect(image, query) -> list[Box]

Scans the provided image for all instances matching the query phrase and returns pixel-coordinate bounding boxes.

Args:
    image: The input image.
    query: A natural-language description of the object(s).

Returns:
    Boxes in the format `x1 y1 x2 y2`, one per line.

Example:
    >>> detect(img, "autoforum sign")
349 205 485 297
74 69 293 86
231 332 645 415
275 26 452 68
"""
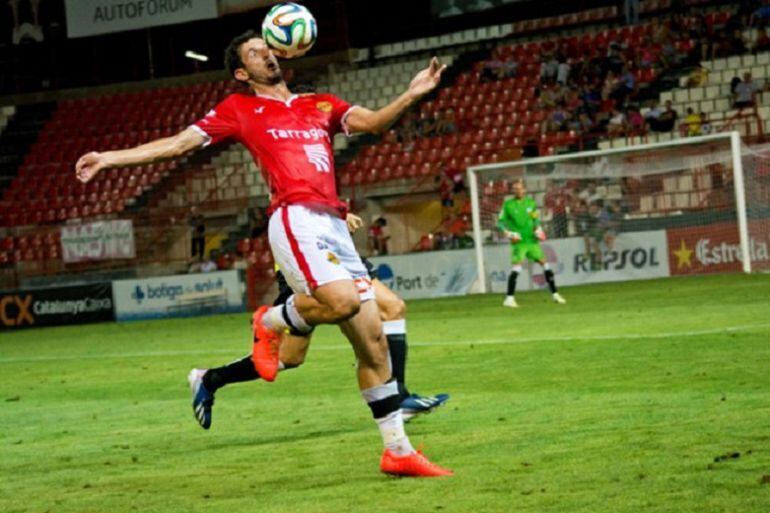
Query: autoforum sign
64 0 218 38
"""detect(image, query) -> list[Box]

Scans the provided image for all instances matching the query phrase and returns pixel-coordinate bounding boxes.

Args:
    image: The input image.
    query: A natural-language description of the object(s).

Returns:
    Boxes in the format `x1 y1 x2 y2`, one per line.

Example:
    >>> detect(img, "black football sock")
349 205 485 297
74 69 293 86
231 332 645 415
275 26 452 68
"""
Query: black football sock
507 270 519 296
544 268 558 293
384 323 409 400
202 355 260 392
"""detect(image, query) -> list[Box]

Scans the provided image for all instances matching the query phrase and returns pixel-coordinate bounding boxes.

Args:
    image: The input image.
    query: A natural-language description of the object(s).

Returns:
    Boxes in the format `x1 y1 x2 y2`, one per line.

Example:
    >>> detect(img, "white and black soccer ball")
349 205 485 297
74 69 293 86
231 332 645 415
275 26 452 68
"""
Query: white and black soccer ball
261 3 317 59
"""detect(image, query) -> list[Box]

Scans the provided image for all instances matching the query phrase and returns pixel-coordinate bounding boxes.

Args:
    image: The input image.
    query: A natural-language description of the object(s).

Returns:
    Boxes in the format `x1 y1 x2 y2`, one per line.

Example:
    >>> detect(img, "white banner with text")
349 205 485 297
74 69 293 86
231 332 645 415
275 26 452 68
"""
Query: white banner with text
61 220 136 263
65 0 218 38
112 270 243 320
369 230 670 299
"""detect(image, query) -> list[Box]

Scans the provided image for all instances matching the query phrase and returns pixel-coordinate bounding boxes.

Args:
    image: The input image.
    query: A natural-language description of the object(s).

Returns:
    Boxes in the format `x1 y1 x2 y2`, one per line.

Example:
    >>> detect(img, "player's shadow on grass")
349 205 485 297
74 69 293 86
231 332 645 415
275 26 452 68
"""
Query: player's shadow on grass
201 424 366 450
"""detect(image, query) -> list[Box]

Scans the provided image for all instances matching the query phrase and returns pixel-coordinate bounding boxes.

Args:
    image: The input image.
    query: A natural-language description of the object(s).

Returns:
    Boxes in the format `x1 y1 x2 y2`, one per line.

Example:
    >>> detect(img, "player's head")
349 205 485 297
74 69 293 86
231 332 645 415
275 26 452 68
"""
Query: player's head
225 30 283 87
513 179 526 198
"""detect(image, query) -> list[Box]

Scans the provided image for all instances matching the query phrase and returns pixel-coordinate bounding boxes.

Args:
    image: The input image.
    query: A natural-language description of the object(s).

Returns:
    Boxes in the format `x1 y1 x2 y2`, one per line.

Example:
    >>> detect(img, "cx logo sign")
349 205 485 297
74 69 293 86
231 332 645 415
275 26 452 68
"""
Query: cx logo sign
1 295 34 327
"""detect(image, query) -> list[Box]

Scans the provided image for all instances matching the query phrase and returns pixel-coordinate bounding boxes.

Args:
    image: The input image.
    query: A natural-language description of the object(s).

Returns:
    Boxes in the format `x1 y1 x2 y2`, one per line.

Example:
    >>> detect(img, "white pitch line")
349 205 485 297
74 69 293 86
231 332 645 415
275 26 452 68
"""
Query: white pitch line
1 322 769 364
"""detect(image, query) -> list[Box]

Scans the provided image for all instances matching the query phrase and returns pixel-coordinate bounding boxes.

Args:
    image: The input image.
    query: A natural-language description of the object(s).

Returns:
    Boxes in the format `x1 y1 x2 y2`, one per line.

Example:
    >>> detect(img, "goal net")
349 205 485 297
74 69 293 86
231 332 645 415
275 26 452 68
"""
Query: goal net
468 132 770 294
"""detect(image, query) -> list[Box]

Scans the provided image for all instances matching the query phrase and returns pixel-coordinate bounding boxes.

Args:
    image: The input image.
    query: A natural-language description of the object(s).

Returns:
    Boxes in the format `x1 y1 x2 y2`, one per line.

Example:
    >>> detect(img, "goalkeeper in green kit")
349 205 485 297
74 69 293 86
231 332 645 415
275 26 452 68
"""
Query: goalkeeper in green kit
497 180 566 308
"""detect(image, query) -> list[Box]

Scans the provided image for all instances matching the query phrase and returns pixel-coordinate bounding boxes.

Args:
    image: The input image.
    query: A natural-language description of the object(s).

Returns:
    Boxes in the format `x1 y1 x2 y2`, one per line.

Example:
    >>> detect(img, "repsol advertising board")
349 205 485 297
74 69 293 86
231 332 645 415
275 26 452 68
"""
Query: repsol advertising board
112 270 243 321
368 250 478 300
484 230 670 291
667 221 770 275
0 283 114 330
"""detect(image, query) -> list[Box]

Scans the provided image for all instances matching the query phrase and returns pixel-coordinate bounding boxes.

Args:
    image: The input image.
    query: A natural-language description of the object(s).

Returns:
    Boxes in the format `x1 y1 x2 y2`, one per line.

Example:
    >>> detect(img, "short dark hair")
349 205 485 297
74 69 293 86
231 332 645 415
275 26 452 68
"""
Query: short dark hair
225 29 259 79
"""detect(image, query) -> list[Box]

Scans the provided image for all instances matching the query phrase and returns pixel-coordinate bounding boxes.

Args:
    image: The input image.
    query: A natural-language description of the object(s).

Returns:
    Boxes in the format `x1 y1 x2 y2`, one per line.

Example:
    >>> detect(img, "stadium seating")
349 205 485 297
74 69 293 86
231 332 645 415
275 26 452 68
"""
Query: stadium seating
336 16 701 190
0 80 245 229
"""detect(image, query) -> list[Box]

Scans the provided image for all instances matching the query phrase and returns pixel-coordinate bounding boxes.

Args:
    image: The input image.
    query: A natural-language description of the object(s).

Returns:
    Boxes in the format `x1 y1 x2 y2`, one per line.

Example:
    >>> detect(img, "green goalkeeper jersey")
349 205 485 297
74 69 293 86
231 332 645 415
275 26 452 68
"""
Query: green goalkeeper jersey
497 196 540 243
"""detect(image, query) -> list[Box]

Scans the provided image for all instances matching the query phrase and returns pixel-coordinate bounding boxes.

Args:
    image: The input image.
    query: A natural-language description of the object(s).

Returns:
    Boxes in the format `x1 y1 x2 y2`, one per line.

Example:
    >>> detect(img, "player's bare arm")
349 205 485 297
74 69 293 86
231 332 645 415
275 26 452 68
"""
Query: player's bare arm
345 57 447 134
75 127 205 183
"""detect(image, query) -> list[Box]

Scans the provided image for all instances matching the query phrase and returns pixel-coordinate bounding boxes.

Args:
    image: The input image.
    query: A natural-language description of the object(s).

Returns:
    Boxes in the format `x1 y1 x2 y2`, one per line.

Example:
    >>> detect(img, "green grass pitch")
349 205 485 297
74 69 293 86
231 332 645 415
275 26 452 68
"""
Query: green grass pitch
1 274 769 513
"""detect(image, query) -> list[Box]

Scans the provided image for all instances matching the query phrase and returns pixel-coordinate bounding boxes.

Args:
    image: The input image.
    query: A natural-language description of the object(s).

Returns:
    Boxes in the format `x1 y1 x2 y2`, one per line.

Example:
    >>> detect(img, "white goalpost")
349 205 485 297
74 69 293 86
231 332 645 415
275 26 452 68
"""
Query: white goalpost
468 131 770 294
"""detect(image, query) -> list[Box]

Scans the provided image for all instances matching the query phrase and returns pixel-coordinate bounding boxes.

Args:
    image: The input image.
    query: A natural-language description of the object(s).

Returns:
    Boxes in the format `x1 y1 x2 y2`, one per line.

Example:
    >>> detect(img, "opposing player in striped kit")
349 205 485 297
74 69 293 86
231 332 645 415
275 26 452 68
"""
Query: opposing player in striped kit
188 212 449 430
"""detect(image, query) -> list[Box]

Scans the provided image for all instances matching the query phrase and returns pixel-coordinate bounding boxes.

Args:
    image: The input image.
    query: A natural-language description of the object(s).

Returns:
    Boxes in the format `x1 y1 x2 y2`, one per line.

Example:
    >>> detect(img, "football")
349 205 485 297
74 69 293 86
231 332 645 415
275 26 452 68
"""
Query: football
261 2 317 59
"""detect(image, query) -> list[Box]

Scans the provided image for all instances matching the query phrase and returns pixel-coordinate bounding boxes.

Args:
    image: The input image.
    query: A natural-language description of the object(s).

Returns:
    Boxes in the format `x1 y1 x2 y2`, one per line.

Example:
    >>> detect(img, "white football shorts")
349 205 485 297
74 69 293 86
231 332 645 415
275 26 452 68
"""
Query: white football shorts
268 205 374 301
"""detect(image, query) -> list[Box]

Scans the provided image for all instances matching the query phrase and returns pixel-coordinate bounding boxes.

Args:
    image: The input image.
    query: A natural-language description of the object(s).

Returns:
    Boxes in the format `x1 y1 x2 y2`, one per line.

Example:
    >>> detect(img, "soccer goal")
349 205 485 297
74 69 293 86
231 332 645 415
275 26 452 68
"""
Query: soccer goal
468 131 770 294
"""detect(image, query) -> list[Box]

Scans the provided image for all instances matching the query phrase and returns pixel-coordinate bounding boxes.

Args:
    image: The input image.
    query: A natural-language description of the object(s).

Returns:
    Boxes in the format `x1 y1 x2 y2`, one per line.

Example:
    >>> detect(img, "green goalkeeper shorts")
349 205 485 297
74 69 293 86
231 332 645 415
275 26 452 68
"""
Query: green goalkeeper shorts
511 241 545 264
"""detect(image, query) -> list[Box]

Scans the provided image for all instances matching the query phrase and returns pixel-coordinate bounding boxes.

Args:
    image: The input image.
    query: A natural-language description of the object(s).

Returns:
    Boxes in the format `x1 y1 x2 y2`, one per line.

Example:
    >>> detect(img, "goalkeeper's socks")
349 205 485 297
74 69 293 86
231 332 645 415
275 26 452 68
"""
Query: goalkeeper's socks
544 268 558 294
384 320 410 399
363 379 414 456
203 355 260 392
507 270 519 296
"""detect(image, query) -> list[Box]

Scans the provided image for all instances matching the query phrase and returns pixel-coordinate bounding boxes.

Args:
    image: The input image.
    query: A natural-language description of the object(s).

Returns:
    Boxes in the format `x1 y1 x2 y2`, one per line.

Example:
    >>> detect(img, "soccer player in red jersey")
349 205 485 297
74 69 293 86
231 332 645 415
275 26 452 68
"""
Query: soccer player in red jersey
75 31 451 477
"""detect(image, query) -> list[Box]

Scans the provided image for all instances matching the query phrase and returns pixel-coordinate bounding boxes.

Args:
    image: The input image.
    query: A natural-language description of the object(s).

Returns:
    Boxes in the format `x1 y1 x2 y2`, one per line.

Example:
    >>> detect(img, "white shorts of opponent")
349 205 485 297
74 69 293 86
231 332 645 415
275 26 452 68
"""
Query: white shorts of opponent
269 205 374 301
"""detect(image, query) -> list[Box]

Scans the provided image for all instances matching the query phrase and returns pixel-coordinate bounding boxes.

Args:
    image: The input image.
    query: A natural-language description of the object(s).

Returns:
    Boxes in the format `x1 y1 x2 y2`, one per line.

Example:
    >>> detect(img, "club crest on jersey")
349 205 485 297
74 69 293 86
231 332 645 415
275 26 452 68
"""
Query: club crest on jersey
316 101 333 113
326 252 340 265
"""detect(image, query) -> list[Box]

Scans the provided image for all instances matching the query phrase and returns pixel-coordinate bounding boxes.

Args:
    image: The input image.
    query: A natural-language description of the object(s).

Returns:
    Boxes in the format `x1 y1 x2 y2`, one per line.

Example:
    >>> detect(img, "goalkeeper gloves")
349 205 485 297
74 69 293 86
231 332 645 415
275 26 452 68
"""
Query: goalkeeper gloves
504 230 522 242
535 227 547 241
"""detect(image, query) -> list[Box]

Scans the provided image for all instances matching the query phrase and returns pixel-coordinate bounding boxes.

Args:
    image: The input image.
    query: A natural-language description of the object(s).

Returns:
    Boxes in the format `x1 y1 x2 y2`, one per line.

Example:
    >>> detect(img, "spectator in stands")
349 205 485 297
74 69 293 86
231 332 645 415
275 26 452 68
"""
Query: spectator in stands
727 29 748 55
598 201 622 252
540 52 559 83
7 0 44 45
682 107 702 136
603 43 627 76
644 99 663 126
624 0 640 25
417 110 436 137
580 83 602 112
659 36 680 69
754 27 770 53
607 108 627 138
434 109 457 135
648 100 678 132
700 112 712 134
564 88 584 112
567 111 596 137
573 200 601 269
578 182 603 205
556 58 571 86
249 207 267 238
543 102 569 133
438 173 456 219
616 66 636 102
626 106 645 135
481 59 518 81
367 217 390 256
544 182 570 238
188 206 205 261
216 251 233 271
638 38 661 69
436 0 463 18
201 251 218 273
537 84 560 110
750 4 770 27
601 71 621 102
733 72 759 111
685 66 709 88
398 110 419 144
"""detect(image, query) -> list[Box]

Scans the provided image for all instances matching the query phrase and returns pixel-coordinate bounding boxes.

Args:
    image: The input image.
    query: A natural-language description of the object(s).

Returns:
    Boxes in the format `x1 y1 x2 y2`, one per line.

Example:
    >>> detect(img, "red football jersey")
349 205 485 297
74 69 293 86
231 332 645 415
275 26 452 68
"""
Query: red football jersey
191 92 355 216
